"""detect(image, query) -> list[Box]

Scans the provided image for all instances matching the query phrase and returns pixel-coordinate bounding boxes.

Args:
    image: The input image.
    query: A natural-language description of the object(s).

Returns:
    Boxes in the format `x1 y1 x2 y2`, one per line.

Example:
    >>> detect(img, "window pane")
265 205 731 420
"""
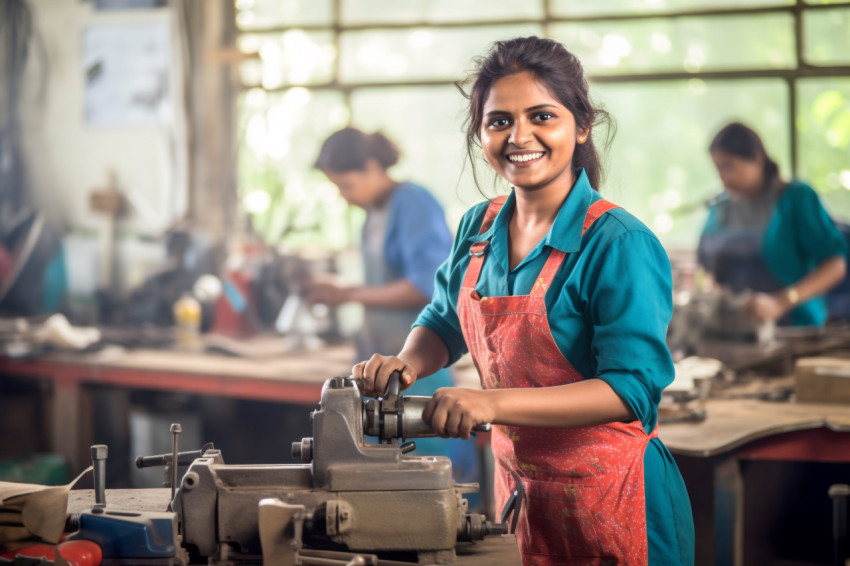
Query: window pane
339 25 543 83
341 0 543 25
238 88 355 248
235 0 333 30
551 0 791 17
551 14 795 75
797 78 850 222
804 8 850 65
592 79 790 249
238 31 336 88
349 86 482 230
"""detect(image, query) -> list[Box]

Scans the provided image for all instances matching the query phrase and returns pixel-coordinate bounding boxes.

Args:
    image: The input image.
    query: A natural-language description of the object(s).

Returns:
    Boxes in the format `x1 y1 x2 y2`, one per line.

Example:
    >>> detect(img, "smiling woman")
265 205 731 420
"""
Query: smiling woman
354 36 695 565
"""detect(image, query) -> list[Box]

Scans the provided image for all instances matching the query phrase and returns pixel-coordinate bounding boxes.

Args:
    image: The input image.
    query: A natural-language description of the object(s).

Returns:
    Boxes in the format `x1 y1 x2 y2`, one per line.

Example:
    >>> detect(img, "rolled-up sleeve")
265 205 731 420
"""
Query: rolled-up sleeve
586 230 675 431
790 184 847 266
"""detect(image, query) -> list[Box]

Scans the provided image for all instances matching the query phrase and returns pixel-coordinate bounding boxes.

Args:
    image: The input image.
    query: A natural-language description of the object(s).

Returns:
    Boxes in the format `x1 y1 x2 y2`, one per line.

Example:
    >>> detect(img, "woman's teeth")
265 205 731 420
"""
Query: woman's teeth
508 152 543 163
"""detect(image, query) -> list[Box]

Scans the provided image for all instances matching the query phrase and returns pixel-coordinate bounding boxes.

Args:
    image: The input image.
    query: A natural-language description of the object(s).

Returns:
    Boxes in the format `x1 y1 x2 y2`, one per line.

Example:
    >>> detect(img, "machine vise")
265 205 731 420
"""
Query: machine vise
170 376 505 564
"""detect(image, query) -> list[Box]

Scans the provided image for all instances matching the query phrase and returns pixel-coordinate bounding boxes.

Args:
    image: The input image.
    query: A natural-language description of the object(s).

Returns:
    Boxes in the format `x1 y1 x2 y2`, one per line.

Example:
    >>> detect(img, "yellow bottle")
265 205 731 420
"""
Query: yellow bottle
173 293 202 350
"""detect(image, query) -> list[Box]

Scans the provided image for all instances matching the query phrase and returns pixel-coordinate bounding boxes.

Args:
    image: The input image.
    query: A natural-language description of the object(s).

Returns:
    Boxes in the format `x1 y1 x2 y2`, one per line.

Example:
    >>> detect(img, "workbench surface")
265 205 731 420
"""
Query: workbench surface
659 397 850 457
67 489 522 566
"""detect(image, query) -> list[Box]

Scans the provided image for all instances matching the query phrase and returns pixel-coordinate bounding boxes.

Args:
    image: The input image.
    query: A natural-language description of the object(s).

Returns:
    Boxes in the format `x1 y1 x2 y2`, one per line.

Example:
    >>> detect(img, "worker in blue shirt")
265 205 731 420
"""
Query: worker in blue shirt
699 122 848 326
308 127 471 462
352 37 694 565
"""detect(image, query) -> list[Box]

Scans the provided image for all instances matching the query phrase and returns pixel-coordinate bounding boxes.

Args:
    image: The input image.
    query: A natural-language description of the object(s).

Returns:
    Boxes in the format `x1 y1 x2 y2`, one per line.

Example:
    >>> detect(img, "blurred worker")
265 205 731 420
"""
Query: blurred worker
310 127 452 366
698 122 847 326
309 127 477 467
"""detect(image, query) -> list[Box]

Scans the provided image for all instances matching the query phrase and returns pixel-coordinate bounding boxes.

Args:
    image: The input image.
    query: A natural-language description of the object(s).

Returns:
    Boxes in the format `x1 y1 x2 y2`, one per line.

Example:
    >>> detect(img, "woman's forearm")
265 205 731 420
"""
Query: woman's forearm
397 326 450 379
349 279 429 309
779 255 847 307
488 379 635 428
425 378 636 438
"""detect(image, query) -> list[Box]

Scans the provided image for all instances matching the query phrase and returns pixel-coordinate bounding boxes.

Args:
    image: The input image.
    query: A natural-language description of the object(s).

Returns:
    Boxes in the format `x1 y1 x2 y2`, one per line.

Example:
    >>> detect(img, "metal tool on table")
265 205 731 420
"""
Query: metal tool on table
157 373 508 565
61 444 185 565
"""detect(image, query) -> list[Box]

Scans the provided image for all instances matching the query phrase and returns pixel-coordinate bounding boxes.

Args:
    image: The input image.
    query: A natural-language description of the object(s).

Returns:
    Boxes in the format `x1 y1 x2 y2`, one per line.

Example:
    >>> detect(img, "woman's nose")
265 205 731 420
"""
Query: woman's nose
509 120 532 146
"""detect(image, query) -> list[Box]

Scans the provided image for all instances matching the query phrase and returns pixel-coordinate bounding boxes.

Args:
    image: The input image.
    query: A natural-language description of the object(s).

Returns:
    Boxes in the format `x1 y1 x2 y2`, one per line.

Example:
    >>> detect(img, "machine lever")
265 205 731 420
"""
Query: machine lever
386 370 401 397
134 442 215 469
170 424 181 505
499 471 525 535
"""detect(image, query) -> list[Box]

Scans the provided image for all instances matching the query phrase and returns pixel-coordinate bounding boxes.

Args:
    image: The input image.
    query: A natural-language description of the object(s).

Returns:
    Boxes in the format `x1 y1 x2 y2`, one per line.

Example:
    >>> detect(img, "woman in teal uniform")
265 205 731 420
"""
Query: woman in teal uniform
352 37 694 564
699 122 847 326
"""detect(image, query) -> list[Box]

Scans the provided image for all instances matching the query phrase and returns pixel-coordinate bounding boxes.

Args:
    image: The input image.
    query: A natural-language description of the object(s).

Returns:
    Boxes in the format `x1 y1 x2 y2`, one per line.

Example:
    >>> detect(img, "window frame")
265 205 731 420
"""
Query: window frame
236 0 850 177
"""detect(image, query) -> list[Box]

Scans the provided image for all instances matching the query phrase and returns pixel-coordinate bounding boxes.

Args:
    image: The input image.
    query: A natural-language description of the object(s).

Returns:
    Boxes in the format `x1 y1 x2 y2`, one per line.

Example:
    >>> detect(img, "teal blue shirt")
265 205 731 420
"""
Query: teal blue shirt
415 169 694 564
701 180 848 326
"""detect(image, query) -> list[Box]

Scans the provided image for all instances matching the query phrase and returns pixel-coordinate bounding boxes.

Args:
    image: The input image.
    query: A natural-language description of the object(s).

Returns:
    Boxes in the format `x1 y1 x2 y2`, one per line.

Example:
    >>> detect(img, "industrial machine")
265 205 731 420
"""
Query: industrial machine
168 375 506 565
38 375 511 566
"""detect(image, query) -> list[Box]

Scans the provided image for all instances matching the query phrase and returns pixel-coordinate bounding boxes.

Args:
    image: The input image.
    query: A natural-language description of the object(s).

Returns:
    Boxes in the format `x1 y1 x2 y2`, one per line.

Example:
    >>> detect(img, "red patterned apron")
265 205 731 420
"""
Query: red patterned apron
458 196 657 565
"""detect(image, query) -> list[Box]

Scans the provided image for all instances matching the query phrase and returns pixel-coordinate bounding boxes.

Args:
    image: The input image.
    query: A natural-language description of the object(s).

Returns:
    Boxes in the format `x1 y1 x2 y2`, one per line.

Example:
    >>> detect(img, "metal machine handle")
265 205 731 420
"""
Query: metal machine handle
135 442 215 468
386 370 401 397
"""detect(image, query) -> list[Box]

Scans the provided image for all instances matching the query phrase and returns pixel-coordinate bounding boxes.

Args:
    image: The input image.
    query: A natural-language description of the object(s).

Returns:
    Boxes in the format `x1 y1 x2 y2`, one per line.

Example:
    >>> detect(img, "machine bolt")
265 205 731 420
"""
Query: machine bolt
291 438 313 463
90 444 108 507
182 471 199 491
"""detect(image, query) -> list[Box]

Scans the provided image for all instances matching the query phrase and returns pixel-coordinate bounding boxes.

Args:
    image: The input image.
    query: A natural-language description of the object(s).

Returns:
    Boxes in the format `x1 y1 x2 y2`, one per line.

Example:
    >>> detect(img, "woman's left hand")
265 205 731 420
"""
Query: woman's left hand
423 388 497 440
747 292 789 322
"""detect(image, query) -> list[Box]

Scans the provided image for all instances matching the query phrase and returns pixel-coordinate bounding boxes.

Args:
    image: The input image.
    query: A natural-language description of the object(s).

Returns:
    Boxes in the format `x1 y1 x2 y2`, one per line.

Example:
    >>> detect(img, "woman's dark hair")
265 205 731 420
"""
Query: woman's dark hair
458 36 613 193
314 127 400 172
709 122 780 192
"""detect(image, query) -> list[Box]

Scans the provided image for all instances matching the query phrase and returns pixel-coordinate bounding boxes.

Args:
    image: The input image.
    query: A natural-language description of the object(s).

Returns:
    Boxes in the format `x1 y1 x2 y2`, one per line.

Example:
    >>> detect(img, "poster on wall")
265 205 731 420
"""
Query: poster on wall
83 21 171 127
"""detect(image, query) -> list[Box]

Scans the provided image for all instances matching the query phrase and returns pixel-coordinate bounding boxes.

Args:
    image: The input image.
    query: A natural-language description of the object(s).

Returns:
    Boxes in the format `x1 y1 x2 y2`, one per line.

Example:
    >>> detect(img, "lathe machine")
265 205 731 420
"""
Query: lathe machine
51 375 514 565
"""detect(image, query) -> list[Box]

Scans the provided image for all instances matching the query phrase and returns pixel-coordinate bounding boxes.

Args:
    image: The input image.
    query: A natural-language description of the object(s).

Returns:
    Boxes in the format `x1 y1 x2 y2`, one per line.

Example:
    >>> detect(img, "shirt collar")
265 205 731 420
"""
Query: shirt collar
466 168 595 254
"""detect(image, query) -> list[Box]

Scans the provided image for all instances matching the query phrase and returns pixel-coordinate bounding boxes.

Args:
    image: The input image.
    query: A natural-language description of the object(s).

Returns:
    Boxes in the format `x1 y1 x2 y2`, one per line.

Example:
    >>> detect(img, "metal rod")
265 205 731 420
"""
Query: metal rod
170 423 181 502
90 445 108 507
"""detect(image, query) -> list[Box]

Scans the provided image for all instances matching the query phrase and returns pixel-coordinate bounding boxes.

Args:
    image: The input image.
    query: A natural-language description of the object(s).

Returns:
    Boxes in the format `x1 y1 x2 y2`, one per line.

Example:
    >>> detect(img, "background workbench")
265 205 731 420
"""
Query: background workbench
660 398 850 566
0 340 357 479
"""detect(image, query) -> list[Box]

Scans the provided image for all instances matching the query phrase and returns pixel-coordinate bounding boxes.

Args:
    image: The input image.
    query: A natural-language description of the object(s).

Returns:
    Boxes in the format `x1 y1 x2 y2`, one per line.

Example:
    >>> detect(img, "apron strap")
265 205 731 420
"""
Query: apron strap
464 196 620 293
463 196 509 290
531 199 620 296
582 199 620 236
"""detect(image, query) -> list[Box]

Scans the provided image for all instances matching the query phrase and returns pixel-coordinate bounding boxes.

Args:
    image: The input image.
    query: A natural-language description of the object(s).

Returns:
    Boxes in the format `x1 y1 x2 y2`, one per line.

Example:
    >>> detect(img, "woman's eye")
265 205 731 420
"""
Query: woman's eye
488 118 509 128
536 112 555 121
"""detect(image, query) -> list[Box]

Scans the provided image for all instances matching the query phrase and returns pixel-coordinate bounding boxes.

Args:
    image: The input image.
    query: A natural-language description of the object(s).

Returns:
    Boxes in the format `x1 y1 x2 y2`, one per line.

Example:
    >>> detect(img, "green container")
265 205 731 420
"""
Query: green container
0 453 69 486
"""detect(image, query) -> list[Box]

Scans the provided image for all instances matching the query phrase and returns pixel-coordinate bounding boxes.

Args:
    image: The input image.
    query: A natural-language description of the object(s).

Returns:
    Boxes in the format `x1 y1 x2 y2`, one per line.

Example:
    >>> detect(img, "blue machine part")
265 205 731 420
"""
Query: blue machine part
65 509 178 559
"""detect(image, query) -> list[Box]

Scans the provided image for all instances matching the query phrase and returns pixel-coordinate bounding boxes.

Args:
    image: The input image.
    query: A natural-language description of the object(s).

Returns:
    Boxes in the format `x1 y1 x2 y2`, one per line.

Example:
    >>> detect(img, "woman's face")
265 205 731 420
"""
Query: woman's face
323 159 384 208
479 71 588 193
710 150 765 196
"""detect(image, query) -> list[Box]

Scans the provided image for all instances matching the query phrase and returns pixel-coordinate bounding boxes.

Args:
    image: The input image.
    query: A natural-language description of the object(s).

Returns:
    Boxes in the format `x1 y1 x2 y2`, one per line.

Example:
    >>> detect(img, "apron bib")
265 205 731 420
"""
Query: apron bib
458 196 655 565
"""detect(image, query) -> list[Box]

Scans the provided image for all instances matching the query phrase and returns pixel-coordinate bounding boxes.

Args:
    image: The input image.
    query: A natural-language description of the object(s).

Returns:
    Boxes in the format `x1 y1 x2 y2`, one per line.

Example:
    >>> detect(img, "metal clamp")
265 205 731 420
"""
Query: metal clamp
469 241 489 257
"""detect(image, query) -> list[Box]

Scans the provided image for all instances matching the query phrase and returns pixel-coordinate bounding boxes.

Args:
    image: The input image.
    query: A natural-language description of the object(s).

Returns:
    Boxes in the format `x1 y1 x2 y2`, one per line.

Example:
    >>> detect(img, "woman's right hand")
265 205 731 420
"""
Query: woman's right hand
351 354 418 398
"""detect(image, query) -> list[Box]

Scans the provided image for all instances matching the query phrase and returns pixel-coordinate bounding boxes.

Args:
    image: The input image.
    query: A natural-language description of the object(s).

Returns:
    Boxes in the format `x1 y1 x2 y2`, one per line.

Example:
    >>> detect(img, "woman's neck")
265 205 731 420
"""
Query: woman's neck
507 176 575 270
512 175 575 229
369 176 399 208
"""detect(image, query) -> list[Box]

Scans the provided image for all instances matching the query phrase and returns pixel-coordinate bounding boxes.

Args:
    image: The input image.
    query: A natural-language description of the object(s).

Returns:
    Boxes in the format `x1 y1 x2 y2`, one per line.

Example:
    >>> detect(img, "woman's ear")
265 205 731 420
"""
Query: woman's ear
364 157 384 175
576 128 590 144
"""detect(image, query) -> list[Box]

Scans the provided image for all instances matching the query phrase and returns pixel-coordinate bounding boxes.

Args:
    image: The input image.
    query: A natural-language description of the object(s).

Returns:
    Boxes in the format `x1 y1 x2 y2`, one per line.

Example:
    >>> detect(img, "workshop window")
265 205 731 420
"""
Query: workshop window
234 1 850 251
